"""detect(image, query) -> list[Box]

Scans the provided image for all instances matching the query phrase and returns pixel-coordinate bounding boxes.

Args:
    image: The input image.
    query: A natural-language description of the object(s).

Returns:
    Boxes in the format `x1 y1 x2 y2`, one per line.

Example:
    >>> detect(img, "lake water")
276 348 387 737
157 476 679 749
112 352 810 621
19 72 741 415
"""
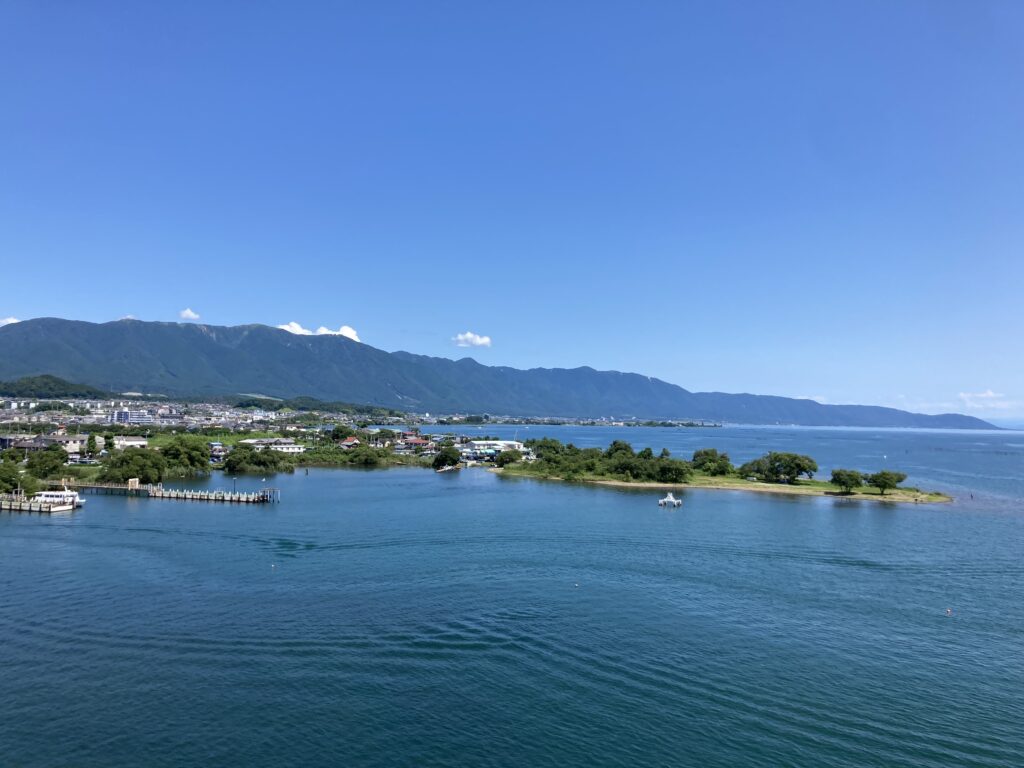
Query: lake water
2 426 1022 767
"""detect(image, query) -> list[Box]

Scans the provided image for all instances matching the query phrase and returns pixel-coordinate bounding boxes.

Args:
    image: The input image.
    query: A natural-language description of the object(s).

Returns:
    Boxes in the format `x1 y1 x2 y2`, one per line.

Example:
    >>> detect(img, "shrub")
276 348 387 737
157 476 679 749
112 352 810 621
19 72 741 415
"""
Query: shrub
495 449 522 467
692 448 733 476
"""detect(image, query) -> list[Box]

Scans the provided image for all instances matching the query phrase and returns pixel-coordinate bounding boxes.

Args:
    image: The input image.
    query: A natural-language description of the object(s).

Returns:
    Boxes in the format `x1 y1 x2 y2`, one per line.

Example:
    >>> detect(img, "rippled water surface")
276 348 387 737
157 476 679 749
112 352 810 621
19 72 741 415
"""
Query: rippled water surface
2 427 1022 767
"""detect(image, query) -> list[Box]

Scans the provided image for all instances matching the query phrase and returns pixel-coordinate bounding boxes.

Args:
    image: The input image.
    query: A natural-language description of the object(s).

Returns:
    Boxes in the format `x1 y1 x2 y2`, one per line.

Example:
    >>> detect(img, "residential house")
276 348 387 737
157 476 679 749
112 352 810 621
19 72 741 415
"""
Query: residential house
41 434 90 456
113 436 149 450
238 438 306 455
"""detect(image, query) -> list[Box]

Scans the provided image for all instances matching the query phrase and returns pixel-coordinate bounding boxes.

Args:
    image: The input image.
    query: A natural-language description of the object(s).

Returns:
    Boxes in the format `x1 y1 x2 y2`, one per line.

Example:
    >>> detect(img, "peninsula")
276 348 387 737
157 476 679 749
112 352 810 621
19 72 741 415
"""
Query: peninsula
496 440 952 504
1 398 951 504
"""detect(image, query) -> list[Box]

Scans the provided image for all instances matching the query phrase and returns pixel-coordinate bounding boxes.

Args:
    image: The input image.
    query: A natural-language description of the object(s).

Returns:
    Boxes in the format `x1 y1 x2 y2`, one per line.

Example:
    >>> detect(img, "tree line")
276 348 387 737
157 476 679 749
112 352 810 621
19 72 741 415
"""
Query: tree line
508 439 910 494
519 438 692 483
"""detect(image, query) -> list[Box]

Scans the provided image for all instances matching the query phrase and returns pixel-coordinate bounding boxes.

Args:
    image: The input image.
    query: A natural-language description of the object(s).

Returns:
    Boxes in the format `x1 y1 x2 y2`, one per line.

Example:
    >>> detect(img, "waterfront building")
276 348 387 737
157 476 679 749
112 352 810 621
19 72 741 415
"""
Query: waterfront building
237 437 306 455
459 440 530 461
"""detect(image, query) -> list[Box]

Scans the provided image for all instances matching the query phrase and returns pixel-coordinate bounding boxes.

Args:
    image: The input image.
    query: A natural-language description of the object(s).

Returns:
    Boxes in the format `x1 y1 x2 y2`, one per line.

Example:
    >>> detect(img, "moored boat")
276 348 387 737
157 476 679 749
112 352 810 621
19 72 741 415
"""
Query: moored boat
33 488 85 508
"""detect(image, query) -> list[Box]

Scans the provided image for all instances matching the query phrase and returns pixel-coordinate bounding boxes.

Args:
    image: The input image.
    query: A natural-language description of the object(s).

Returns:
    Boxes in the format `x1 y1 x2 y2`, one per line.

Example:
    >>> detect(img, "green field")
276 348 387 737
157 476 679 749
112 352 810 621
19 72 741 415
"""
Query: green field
146 430 288 449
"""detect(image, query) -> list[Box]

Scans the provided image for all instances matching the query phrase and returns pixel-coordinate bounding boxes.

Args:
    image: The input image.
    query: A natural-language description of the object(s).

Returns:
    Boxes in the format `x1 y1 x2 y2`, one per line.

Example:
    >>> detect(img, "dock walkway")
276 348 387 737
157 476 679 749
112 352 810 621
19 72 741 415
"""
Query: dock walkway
43 479 280 504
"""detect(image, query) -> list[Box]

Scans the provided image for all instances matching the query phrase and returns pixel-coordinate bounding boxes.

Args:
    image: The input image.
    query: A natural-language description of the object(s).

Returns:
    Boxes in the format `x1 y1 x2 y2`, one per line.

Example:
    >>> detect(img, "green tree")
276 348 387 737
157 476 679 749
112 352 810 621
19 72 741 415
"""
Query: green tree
738 452 817 484
692 448 733 476
99 447 167 484
525 437 564 460
867 470 907 495
781 453 817 481
608 453 641 479
605 440 634 458
0 462 38 495
655 459 691 483
347 446 381 467
432 446 462 470
26 444 68 479
517 438 693 484
223 444 295 475
331 425 355 441
495 449 522 467
86 434 97 457
162 436 211 474
223 445 258 474
830 469 864 493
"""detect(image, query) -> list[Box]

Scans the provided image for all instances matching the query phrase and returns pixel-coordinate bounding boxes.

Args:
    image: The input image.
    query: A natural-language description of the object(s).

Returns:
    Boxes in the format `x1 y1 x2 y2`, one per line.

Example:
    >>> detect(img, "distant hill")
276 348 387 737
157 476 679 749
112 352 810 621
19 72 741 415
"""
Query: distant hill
0 374 110 399
0 318 996 429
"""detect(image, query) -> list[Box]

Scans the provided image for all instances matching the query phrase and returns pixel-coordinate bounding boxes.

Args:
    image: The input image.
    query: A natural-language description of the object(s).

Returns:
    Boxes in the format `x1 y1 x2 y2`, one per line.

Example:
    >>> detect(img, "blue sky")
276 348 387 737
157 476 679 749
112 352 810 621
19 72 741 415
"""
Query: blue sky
1 2 1022 418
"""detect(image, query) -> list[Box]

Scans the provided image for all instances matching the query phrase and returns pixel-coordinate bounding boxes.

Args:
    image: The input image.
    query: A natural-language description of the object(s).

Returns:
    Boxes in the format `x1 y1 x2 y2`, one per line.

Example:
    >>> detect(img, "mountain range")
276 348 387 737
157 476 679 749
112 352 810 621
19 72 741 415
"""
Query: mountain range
0 318 994 428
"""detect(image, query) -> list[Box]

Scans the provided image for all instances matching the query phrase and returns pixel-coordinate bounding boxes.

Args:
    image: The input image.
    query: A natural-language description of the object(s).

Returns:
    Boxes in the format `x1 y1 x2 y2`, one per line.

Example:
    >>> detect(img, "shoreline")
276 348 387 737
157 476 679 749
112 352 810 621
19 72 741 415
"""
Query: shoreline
492 468 953 504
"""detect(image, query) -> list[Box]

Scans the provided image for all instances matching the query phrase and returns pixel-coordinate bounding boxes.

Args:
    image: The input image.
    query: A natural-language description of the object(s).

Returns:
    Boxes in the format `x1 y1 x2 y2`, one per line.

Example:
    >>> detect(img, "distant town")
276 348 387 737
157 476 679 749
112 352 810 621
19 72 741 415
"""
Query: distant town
0 393 717 432
0 393 718 472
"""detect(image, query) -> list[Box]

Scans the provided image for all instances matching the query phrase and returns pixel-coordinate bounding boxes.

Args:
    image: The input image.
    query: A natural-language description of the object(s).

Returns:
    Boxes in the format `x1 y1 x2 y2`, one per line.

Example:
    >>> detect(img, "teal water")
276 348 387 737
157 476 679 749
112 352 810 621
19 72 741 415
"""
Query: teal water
2 427 1022 766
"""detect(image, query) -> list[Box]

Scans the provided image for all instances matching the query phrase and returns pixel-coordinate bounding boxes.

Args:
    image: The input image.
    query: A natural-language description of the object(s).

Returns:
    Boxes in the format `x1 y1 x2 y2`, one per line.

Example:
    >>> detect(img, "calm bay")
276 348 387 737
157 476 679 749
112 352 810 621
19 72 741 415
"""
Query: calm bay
2 426 1022 766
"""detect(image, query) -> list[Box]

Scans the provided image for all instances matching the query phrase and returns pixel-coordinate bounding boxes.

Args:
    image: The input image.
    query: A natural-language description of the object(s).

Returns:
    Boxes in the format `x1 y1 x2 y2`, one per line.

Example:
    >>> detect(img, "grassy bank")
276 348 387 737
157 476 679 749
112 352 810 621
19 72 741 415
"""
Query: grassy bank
147 431 284 449
496 466 952 504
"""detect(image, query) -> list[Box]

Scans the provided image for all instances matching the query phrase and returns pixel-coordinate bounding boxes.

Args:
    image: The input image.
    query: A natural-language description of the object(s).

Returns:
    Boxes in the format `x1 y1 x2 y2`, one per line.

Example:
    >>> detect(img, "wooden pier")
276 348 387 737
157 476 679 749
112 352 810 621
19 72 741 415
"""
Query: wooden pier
44 479 280 504
148 487 280 503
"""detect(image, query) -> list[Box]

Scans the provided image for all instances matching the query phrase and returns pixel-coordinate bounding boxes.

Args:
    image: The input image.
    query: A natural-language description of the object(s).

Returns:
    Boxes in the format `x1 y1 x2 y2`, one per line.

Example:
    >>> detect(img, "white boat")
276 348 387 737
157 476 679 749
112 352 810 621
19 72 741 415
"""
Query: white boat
658 492 682 507
33 489 85 508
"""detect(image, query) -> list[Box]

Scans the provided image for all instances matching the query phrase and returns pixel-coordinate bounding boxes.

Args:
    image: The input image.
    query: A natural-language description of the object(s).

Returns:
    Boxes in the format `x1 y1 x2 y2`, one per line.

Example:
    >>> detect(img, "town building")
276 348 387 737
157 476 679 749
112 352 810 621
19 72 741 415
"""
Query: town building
41 434 90 455
238 438 306 455
111 409 155 425
459 440 530 461
113 436 149 450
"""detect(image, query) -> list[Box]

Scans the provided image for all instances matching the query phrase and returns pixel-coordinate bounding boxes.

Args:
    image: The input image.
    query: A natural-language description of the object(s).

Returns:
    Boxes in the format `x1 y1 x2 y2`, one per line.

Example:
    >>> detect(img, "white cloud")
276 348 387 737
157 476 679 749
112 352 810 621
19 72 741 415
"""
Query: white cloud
315 325 360 342
958 390 1019 411
120 314 135 320
0 317 19 327
453 331 492 348
179 308 200 321
277 321 360 342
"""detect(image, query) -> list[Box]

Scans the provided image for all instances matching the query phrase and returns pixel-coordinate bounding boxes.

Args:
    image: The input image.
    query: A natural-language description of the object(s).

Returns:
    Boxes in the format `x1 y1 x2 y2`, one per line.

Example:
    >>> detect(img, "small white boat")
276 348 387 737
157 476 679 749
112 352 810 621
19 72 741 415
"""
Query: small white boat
436 464 460 473
33 488 85 508
658 492 682 507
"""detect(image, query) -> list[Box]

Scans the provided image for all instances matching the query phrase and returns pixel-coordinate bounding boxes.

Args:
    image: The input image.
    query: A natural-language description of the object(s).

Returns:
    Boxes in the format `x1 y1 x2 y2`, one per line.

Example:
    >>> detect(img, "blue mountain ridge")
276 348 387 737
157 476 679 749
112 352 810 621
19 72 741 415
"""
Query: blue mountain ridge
0 318 994 429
